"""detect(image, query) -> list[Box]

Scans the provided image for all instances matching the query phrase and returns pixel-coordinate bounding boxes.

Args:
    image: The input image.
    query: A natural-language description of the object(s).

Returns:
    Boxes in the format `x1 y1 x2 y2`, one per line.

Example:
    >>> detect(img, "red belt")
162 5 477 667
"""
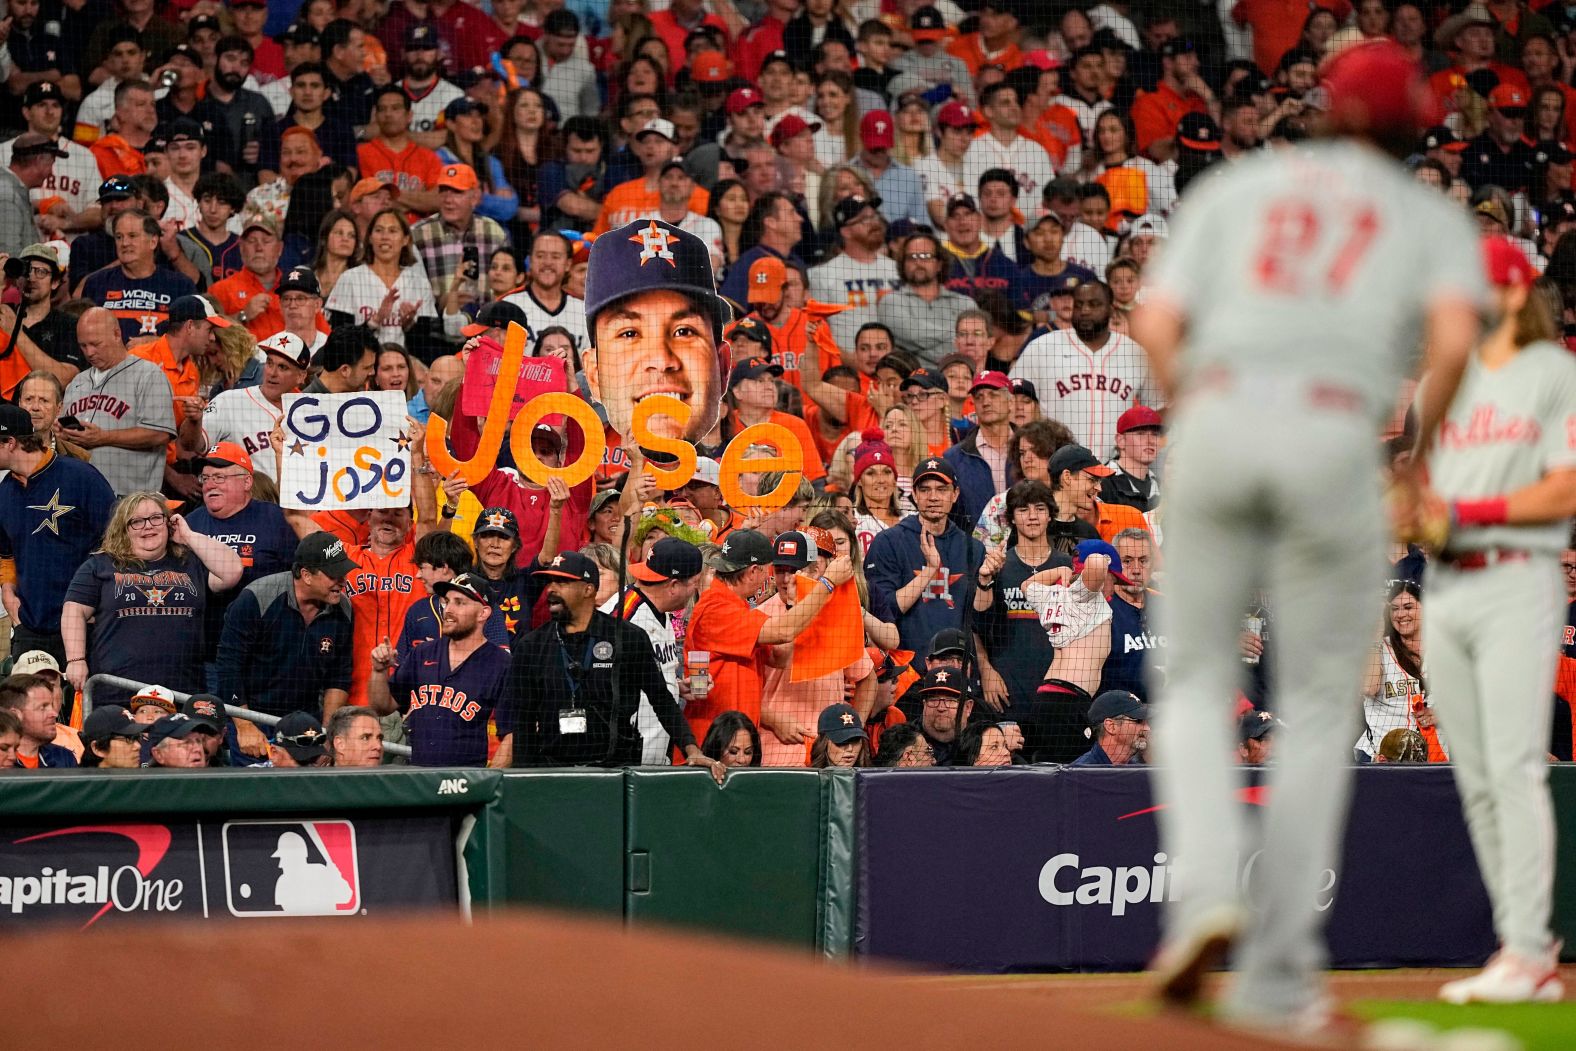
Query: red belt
1441 549 1531 570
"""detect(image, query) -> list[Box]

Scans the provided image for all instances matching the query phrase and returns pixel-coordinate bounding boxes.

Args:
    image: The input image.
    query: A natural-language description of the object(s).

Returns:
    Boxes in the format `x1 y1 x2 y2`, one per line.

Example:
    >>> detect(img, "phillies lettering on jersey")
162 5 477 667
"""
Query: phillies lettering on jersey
406 683 482 721
1438 405 1543 450
345 573 415 597
65 392 132 420
1052 373 1136 400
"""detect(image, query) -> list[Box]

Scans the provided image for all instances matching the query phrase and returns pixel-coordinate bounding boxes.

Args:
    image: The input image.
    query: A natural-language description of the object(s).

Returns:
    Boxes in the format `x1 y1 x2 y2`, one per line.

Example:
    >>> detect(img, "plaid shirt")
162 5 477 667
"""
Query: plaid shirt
410 213 511 304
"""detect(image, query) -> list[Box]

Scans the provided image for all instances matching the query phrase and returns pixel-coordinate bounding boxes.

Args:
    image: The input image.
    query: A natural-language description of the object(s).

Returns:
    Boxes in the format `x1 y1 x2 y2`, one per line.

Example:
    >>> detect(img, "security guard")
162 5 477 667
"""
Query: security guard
506 551 726 780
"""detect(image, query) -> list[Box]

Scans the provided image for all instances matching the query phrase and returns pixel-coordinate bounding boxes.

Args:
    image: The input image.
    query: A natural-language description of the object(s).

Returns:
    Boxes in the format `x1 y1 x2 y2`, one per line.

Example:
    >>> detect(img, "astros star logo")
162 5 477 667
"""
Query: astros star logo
28 490 75 536
142 586 169 606
935 671 949 683
484 511 510 531
551 554 565 566
840 712 855 725
630 220 678 267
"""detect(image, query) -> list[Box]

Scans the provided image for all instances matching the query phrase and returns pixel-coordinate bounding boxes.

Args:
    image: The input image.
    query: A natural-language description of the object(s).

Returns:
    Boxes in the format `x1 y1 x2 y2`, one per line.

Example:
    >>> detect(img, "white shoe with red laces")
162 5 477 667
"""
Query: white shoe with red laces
1439 950 1565 1005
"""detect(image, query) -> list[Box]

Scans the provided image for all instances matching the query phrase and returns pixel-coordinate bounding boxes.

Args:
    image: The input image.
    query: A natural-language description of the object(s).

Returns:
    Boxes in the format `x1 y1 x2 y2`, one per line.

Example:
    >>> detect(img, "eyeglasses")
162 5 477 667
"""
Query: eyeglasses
906 251 935 260
200 471 249 485
26 265 54 280
922 695 960 708
128 513 168 530
1563 562 1576 574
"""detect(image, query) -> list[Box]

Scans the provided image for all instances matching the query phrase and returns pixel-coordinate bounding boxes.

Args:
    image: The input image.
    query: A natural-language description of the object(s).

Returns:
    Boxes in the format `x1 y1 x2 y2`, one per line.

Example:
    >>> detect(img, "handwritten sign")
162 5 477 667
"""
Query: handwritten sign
461 348 568 420
280 391 411 510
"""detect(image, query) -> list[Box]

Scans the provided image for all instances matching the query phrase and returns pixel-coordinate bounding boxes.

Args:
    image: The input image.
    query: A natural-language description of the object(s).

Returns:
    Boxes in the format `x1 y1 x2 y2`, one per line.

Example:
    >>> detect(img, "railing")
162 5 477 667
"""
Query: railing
80 674 414 759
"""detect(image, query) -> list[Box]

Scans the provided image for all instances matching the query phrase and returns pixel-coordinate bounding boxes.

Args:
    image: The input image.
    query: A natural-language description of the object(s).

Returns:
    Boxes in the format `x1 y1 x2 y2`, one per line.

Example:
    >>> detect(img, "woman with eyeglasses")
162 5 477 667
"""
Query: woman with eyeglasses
60 491 244 706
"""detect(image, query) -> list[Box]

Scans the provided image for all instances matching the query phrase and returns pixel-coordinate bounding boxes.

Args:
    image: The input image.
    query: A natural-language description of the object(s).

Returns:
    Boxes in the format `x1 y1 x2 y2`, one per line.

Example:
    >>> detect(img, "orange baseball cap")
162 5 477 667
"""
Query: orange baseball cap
747 256 787 303
200 441 254 474
436 163 479 192
690 50 731 84
1488 83 1528 111
349 176 399 203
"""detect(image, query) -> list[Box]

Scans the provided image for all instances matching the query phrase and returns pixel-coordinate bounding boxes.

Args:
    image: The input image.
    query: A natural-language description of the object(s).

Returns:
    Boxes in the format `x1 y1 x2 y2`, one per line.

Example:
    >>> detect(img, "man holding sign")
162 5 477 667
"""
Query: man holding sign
275 390 442 719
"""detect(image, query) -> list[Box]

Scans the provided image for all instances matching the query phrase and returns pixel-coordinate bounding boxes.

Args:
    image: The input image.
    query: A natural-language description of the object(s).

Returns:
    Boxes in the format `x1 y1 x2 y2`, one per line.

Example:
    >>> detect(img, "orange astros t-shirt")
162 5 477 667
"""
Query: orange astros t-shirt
346 537 421 708
356 138 444 198
683 578 769 744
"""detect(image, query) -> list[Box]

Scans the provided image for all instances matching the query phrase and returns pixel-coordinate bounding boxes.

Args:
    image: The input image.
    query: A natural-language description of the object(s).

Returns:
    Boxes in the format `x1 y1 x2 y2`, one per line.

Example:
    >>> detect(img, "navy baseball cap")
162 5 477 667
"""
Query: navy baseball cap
912 457 956 487
928 627 969 659
1088 689 1149 726
406 22 441 49
708 529 772 572
1047 444 1113 479
834 194 883 228
278 266 322 297
900 368 946 393
727 317 773 350
148 713 217 746
728 357 782 390
630 537 703 583
295 531 359 576
583 219 731 347
275 711 329 762
21 82 63 108
818 702 867 744
433 571 488 605
82 704 144 741
462 299 528 337
1010 378 1038 399
180 693 228 729
474 506 521 540
1240 709 1279 742
771 531 813 569
98 176 136 202
917 666 964 696
1074 538 1131 584
534 551 601 587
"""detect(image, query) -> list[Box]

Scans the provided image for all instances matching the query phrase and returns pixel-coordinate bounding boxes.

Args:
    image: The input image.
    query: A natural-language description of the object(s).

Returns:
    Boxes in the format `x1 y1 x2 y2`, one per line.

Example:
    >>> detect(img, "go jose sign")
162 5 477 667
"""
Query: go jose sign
855 766 1495 971
0 815 457 927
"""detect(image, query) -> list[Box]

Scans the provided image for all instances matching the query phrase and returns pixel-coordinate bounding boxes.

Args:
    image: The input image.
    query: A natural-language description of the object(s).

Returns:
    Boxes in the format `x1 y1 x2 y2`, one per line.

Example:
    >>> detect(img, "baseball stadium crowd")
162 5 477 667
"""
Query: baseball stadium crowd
0 0 1572 773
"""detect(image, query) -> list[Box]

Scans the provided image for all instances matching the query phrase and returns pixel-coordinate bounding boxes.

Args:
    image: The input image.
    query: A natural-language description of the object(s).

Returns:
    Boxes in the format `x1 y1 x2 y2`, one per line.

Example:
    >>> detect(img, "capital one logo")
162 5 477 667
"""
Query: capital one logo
222 820 360 917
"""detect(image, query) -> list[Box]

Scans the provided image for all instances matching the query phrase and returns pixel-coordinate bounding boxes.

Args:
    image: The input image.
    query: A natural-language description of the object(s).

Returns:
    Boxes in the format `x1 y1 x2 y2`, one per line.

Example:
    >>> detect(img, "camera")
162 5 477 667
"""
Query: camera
2 258 26 281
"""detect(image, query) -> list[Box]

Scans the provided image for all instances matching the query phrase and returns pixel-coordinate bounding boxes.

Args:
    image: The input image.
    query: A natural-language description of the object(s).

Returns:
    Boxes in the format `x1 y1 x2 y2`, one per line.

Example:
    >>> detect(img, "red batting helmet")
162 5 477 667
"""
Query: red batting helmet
1321 40 1438 137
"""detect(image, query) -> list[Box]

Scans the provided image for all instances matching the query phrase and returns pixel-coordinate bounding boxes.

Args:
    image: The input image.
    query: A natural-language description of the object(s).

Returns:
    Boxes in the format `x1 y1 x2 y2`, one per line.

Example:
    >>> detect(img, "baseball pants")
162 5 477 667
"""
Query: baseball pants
1154 389 1383 1020
1424 556 1562 962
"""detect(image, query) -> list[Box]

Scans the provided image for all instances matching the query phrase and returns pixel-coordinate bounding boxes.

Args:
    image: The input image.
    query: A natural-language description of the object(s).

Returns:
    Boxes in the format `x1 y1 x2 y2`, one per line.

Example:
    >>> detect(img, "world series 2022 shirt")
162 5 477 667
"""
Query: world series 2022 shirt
80 264 198 344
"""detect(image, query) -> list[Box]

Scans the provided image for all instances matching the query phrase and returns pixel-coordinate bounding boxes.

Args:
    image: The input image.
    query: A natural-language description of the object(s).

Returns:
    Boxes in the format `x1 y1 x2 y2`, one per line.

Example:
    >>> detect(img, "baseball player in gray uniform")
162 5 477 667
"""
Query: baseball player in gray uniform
1130 42 1487 1032
1421 237 1576 1004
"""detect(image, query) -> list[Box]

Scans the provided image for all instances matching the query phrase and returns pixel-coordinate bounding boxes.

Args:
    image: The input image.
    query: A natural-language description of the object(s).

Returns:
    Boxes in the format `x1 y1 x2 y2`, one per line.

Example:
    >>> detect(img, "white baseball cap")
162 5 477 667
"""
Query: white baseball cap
1129 213 1168 240
12 650 60 676
635 117 676 142
691 456 722 488
129 684 178 713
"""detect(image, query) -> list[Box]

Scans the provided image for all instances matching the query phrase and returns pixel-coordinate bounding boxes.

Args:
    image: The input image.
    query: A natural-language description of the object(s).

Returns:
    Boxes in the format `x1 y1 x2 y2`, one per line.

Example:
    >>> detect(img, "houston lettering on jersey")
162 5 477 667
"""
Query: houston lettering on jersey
66 392 133 420
406 683 482 721
345 572 415 597
1052 373 1136 400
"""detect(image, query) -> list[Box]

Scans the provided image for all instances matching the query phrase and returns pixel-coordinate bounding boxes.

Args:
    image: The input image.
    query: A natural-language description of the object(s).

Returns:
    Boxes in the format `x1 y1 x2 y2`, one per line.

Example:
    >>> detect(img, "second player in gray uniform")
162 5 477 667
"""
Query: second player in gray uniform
1131 42 1486 1031
1421 237 1576 1004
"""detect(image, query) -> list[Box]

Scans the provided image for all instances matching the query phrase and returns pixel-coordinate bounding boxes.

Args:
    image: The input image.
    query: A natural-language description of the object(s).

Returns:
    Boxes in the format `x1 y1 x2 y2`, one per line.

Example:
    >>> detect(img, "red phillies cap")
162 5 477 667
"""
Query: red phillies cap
1482 235 1536 288
769 113 821 148
1116 405 1164 433
1322 40 1439 136
1488 83 1529 111
936 101 978 128
861 110 895 149
968 370 1011 393
726 87 765 115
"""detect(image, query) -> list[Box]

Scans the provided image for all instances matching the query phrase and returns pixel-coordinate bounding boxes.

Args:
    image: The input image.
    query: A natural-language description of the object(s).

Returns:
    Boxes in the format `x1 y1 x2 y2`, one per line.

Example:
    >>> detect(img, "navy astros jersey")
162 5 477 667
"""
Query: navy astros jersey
387 636 512 766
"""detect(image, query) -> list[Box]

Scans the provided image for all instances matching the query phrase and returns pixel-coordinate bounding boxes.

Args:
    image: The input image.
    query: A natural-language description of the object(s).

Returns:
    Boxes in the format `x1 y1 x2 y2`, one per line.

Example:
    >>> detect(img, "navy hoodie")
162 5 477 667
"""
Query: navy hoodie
864 515 985 662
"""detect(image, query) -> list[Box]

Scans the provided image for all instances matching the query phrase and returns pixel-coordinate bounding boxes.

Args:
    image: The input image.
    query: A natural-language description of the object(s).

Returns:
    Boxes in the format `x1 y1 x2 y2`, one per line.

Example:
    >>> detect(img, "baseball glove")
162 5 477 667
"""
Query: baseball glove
1385 481 1451 552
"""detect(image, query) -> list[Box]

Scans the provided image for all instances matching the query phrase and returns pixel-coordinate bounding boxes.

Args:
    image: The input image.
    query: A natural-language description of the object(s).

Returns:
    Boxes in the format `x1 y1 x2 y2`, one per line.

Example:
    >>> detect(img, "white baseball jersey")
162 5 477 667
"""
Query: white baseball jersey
164 177 200 230
1025 577 1110 646
962 132 1057 219
1359 639 1424 757
202 385 285 483
73 78 119 142
1061 222 1113 276
1145 140 1486 426
502 288 589 353
1010 328 1159 454
405 79 465 138
0 136 98 226
261 78 293 119
1426 341 1576 556
600 588 680 765
324 263 437 333
912 152 964 210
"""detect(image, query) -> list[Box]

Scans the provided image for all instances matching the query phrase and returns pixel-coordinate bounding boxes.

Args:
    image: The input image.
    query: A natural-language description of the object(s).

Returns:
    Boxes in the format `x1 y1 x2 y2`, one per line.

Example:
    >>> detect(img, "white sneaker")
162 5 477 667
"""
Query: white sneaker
1439 951 1565 1004
1152 904 1245 1008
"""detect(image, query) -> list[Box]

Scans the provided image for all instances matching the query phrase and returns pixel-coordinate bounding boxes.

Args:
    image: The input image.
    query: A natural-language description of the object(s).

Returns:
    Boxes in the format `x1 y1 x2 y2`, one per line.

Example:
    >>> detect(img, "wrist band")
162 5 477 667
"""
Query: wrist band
1451 497 1508 528
66 657 85 664
818 576 834 593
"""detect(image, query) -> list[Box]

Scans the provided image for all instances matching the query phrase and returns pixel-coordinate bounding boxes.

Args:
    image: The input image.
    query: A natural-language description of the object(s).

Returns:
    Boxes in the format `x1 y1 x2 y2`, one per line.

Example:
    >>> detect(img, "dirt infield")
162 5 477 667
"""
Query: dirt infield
4 909 1328 1050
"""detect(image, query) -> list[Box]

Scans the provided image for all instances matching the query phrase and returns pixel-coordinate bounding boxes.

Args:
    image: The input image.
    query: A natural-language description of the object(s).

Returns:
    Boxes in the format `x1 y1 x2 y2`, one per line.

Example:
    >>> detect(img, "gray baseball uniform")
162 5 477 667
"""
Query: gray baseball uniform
1422 340 1576 962
62 355 176 495
1143 140 1485 1021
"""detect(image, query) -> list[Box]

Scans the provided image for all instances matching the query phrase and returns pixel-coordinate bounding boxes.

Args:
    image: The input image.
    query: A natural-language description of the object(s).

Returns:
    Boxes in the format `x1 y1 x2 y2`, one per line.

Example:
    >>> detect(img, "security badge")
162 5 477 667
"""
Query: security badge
559 708 588 735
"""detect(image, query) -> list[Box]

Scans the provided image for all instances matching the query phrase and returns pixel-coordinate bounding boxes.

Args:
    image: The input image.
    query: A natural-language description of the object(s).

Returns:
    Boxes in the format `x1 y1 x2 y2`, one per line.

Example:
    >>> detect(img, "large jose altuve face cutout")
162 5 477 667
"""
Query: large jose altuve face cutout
584 290 722 444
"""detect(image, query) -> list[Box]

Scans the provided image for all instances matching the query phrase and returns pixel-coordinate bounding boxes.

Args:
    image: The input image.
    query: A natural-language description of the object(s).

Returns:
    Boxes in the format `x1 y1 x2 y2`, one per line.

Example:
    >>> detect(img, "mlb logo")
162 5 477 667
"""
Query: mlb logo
222 820 360 918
